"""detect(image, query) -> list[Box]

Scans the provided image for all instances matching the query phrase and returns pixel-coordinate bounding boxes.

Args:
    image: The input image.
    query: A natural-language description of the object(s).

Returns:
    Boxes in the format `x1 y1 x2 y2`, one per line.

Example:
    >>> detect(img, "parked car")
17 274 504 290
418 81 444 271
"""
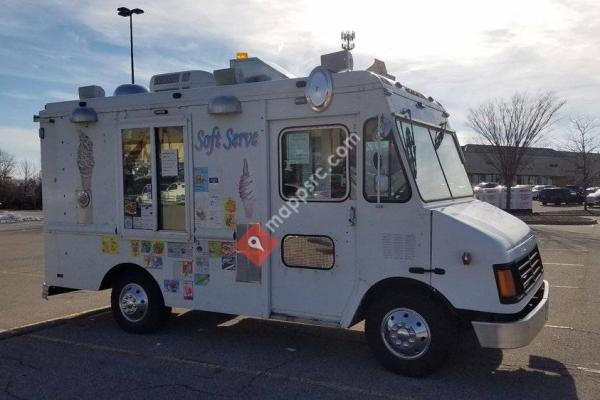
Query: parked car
538 187 583 205
565 185 584 196
161 182 185 203
586 189 600 207
474 182 500 189
532 185 555 200
585 187 600 195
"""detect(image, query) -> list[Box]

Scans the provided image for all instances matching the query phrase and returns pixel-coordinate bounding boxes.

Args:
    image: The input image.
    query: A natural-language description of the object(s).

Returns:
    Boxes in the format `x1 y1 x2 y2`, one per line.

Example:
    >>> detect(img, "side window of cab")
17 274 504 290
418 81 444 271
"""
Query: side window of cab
363 117 411 202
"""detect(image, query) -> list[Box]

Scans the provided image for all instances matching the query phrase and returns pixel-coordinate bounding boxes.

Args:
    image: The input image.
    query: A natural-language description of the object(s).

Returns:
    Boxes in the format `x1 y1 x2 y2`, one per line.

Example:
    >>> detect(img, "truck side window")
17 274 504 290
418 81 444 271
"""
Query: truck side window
280 127 349 201
122 128 153 230
282 235 334 269
363 118 411 202
156 126 185 231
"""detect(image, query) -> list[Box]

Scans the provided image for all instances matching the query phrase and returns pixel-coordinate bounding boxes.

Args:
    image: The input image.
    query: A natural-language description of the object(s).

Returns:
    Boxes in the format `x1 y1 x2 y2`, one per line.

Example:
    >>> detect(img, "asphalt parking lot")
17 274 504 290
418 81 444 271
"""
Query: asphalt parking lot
0 220 599 399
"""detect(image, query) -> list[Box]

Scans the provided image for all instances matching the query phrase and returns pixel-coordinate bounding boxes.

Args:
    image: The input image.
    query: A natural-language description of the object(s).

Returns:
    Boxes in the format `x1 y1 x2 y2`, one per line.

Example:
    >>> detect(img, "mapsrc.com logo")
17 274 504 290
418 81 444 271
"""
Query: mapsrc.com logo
236 223 277 267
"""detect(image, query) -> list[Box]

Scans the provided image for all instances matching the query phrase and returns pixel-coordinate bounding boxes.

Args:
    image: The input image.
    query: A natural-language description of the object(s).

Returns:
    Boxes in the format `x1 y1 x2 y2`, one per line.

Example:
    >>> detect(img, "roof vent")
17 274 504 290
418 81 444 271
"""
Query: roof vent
366 59 395 81
113 84 149 96
149 70 215 92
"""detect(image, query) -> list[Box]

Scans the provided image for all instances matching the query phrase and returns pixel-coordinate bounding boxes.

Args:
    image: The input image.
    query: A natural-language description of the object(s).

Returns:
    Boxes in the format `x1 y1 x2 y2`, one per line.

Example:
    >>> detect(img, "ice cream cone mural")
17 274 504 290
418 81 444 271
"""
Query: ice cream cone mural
238 158 256 218
77 130 94 224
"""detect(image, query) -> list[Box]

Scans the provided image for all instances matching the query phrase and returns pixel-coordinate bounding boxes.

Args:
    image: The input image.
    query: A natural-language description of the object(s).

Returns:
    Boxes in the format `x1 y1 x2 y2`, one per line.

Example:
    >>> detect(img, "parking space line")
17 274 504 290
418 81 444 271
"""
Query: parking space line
545 324 574 330
28 334 416 400
541 248 588 252
550 285 581 289
544 262 585 267
0 270 43 278
576 367 600 375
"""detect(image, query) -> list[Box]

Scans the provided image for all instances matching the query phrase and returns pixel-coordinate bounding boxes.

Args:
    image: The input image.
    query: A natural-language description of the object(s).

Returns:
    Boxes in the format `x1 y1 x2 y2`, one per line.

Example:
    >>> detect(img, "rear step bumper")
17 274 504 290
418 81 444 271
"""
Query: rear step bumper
42 282 79 299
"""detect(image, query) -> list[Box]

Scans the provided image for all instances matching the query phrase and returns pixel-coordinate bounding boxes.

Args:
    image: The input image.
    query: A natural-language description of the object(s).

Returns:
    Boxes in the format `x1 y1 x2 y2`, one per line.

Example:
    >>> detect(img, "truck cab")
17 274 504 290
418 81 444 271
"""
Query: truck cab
37 50 548 376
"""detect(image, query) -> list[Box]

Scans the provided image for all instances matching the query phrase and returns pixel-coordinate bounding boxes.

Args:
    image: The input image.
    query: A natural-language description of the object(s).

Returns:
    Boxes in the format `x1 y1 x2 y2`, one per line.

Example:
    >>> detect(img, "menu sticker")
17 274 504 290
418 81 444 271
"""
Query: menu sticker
160 149 178 177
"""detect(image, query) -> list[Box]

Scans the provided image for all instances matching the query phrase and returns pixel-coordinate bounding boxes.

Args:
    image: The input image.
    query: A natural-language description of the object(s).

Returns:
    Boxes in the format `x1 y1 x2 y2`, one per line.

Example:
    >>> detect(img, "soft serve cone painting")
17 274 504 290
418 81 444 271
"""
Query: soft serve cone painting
238 158 256 218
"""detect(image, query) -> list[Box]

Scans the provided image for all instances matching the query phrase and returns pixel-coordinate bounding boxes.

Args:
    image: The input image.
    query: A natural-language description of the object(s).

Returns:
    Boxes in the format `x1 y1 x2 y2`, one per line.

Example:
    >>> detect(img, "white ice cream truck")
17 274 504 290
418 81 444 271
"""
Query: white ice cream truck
36 50 548 376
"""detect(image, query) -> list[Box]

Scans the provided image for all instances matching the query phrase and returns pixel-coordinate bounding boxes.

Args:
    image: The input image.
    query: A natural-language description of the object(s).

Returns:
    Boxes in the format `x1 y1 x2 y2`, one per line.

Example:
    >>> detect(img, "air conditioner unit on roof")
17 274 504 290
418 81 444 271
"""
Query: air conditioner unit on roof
149 70 216 92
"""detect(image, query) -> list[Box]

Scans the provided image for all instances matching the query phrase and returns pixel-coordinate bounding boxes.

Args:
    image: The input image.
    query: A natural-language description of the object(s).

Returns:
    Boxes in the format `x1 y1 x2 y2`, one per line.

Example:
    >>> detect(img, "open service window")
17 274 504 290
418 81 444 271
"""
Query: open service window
121 125 187 233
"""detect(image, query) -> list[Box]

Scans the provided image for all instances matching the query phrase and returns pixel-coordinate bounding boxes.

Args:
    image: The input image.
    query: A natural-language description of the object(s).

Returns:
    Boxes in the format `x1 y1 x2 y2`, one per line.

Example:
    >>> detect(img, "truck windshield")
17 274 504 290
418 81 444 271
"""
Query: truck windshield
396 117 473 201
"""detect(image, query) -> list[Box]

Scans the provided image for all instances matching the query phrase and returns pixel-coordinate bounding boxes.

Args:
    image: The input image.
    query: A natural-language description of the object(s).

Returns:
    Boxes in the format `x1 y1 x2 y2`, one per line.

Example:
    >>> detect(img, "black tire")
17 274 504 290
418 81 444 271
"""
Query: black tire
365 290 456 377
111 269 171 334
542 202 547 205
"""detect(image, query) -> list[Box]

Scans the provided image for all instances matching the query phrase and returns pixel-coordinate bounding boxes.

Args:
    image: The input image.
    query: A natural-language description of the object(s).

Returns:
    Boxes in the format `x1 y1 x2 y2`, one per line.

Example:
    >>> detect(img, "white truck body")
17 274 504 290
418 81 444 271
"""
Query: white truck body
37 52 548 374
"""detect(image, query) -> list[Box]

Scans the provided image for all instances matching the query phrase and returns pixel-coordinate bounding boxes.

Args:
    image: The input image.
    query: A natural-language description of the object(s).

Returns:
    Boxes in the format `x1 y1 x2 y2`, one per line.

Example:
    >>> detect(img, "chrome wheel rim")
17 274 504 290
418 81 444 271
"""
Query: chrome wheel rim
119 283 148 323
380 308 431 360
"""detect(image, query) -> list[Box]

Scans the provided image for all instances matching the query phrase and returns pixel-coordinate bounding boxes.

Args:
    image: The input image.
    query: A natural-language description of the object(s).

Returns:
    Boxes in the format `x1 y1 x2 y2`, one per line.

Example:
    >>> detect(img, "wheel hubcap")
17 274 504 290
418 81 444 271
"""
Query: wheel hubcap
380 308 431 359
119 283 148 323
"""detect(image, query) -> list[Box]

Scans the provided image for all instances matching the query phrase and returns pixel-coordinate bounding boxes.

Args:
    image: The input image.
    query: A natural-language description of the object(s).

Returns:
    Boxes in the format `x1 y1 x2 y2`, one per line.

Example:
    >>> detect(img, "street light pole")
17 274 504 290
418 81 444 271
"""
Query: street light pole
129 13 134 84
117 7 144 85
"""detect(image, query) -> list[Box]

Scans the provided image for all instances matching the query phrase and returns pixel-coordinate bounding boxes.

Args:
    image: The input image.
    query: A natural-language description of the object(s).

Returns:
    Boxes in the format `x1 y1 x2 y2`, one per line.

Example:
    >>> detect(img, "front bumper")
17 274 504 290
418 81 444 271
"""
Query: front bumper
472 280 549 348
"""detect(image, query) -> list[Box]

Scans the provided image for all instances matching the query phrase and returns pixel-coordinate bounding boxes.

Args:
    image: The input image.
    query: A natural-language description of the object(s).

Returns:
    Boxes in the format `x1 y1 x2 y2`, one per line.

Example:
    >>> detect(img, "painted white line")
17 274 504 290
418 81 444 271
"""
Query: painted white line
541 248 588 252
0 270 43 278
29 334 414 400
577 367 600 375
544 262 585 267
545 324 574 330
550 285 581 289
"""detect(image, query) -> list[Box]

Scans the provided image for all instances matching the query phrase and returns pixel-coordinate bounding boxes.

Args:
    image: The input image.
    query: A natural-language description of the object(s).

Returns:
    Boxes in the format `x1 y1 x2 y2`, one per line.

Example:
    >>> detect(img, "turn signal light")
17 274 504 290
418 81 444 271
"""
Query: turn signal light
495 269 517 299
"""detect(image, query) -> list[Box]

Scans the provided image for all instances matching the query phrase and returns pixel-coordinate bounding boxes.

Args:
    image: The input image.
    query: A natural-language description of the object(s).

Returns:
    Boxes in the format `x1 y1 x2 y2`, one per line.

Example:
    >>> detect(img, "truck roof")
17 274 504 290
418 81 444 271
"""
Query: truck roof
38 56 447 118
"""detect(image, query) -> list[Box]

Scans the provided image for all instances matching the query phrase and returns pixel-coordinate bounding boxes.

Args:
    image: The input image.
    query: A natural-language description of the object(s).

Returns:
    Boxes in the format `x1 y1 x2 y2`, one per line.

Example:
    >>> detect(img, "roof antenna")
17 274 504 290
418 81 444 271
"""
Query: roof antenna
341 31 355 51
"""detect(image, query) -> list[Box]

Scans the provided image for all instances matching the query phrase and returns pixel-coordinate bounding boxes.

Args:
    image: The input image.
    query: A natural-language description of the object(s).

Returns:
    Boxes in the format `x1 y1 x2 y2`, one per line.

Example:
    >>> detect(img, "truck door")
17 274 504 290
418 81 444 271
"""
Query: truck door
268 119 357 323
354 115 432 294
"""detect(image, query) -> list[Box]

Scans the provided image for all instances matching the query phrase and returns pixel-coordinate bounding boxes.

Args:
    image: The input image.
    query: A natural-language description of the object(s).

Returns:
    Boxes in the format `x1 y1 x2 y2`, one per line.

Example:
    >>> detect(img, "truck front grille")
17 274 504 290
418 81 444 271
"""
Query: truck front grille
494 246 544 304
516 247 544 294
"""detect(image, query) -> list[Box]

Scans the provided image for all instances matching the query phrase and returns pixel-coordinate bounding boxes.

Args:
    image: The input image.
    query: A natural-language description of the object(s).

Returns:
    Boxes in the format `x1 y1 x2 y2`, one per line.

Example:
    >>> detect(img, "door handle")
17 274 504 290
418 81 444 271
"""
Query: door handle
408 267 446 275
348 206 356 226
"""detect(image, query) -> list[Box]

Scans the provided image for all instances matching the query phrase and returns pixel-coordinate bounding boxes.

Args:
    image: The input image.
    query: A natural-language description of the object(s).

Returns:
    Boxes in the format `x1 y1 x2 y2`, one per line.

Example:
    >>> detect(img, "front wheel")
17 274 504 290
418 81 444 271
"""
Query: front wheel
365 290 456 377
111 270 171 334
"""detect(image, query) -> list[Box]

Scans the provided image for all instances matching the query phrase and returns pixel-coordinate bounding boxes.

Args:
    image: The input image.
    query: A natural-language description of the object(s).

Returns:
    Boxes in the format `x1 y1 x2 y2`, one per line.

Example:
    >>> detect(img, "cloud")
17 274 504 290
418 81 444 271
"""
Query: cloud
0 126 40 164
1 0 600 162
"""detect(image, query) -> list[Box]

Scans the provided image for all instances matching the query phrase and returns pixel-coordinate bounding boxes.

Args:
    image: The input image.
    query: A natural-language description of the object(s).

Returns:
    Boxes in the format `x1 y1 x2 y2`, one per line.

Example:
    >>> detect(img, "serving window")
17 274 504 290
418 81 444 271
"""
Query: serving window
280 126 349 201
122 125 186 232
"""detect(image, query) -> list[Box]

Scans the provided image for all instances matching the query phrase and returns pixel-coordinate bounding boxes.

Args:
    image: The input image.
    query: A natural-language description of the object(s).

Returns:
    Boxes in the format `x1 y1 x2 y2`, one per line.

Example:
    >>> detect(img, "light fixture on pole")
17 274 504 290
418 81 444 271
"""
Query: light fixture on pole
117 7 144 84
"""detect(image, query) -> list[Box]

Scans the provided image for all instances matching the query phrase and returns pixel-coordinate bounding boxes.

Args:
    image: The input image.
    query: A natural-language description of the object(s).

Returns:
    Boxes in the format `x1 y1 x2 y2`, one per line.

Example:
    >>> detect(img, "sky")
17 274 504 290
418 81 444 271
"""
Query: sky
1 0 599 168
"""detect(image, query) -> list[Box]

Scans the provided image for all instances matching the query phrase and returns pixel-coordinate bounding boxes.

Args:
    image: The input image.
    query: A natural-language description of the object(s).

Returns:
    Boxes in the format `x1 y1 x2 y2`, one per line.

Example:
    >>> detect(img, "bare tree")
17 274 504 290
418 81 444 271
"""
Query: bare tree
0 148 15 182
18 160 40 208
468 92 565 211
20 160 34 182
565 116 600 210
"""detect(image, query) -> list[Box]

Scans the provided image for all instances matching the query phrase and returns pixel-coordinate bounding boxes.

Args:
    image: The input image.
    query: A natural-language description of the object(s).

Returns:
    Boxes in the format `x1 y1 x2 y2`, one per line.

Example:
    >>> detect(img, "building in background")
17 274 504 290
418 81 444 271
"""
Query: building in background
462 144 600 187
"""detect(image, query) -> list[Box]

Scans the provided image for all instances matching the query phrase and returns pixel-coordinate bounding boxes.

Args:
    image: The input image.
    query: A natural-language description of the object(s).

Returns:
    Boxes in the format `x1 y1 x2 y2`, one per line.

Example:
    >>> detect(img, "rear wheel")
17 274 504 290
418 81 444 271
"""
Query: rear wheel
365 290 456 377
111 270 171 333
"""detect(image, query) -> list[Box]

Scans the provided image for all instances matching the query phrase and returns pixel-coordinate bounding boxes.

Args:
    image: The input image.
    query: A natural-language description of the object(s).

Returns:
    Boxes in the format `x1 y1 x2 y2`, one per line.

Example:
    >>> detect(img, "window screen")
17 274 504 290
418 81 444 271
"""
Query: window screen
122 128 153 230
363 118 411 202
281 127 348 201
282 235 334 269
